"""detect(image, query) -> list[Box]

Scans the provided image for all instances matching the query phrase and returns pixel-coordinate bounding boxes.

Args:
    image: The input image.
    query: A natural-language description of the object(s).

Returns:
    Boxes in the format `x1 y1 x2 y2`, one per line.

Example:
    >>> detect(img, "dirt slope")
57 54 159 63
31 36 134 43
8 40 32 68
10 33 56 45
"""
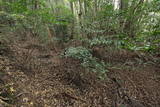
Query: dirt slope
0 37 160 107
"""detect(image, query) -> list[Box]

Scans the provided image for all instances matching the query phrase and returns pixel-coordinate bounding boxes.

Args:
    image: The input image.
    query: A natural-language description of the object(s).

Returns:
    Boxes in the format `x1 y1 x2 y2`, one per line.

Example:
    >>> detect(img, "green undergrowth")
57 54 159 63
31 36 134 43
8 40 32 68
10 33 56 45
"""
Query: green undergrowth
85 35 159 53
61 46 108 79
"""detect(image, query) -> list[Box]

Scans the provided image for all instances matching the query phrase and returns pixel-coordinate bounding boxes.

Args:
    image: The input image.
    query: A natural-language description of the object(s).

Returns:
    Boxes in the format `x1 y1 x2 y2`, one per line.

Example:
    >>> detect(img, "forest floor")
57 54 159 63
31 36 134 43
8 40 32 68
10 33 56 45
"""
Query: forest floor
0 35 160 107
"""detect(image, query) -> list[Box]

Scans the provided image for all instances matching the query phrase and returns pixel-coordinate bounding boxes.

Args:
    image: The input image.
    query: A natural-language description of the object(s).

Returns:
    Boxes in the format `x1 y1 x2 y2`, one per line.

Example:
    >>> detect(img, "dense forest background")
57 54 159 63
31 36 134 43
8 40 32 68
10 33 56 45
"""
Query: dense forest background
0 0 160 107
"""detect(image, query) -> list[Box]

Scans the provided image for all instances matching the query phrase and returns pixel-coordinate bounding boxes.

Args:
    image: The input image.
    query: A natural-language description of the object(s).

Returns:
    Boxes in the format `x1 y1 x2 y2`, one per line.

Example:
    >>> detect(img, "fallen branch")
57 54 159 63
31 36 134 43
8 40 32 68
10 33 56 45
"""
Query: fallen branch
61 92 86 103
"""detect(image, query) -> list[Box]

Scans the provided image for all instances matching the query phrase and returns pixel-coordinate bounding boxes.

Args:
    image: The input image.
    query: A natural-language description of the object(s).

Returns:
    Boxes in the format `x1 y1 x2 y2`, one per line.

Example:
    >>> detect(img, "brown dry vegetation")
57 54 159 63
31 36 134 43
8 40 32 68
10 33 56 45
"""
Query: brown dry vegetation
0 35 160 107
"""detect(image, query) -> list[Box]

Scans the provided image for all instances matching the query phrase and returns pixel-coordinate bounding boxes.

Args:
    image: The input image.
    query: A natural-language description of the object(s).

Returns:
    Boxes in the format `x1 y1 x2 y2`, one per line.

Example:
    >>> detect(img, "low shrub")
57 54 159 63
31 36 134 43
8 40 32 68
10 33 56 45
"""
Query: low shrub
62 46 108 78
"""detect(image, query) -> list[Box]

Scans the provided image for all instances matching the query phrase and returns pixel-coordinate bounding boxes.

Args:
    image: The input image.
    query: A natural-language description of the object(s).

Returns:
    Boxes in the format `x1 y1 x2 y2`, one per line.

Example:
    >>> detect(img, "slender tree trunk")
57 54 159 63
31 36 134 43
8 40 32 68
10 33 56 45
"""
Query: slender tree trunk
34 0 38 9
0 0 4 11
78 0 83 36
94 0 98 16
84 0 87 15
70 1 74 39
119 0 129 36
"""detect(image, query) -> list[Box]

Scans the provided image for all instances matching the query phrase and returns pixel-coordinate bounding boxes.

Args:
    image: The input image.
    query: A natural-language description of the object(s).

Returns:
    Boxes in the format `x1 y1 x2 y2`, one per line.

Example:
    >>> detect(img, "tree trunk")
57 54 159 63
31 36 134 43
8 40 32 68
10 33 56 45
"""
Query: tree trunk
34 0 38 9
70 1 74 39
78 0 83 36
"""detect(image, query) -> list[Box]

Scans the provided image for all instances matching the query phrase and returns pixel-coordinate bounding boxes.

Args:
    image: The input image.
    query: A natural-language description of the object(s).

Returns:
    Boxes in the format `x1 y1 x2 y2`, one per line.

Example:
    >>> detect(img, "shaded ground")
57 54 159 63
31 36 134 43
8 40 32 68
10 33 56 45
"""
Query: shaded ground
0 36 160 107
